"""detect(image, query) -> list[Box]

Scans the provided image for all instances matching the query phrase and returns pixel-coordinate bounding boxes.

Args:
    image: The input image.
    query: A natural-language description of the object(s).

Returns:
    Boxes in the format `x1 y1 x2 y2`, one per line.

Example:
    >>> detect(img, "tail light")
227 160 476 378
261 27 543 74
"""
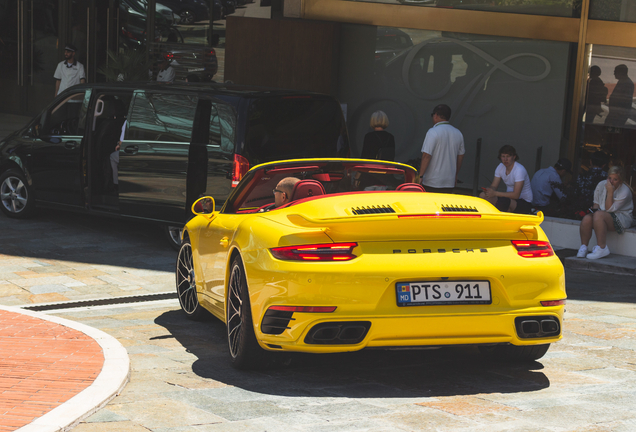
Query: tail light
512 240 554 258
268 306 337 312
541 300 566 306
164 52 174 60
270 243 358 261
231 154 249 187
205 49 216 57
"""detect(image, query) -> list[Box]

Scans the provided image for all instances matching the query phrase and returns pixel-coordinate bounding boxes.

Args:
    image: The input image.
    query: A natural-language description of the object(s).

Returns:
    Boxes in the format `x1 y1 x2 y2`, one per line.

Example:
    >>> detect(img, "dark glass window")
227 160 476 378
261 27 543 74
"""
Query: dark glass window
128 91 198 142
590 0 636 22
244 97 348 165
41 92 87 136
209 103 236 154
349 0 581 18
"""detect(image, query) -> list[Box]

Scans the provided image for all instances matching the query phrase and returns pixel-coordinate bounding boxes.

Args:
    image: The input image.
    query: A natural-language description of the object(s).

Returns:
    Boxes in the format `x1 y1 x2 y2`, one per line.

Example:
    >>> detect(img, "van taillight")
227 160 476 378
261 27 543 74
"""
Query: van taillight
232 154 249 187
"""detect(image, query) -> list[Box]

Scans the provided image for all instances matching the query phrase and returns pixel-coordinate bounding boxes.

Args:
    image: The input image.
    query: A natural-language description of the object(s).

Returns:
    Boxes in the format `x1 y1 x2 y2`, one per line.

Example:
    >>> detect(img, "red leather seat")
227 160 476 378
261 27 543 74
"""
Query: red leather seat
291 180 326 201
396 183 426 192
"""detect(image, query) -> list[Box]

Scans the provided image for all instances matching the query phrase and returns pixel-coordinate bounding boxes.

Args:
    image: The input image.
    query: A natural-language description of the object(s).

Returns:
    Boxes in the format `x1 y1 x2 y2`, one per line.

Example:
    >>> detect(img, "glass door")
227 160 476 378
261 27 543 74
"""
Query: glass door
0 0 93 117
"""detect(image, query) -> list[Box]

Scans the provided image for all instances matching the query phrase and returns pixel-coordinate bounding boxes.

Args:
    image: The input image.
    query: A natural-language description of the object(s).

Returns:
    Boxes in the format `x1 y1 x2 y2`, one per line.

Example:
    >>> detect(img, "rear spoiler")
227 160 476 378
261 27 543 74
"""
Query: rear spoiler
286 212 545 241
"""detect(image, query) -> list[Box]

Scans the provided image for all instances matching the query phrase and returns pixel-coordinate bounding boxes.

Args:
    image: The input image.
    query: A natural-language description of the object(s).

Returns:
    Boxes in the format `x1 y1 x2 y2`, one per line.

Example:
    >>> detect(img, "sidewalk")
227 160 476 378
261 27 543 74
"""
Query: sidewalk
556 248 636 276
0 306 129 432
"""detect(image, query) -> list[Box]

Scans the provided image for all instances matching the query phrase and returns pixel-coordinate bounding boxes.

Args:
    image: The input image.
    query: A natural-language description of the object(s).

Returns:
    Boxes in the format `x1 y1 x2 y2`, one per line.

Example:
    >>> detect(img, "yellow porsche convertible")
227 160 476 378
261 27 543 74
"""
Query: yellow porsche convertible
176 159 565 369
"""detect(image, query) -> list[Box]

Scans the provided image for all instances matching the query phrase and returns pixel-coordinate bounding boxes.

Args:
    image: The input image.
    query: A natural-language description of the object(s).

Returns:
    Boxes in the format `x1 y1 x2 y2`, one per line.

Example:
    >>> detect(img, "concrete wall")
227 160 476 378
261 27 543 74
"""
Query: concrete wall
542 216 636 257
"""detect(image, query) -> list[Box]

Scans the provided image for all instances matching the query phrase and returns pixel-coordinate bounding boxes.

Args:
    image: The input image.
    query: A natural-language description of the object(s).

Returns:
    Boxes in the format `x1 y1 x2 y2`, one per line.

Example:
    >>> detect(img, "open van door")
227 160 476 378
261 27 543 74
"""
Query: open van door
118 90 196 224
118 91 235 247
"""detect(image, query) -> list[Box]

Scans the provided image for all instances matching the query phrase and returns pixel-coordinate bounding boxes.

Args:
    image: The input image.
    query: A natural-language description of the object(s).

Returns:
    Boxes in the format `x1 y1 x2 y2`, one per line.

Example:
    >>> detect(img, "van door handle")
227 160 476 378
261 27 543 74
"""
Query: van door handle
124 145 139 155
65 141 78 149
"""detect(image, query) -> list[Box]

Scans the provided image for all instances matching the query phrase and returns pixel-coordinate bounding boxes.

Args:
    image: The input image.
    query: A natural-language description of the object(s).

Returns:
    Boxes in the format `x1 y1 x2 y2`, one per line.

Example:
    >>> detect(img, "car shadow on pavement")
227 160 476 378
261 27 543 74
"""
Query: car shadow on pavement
0 208 175 271
155 310 550 398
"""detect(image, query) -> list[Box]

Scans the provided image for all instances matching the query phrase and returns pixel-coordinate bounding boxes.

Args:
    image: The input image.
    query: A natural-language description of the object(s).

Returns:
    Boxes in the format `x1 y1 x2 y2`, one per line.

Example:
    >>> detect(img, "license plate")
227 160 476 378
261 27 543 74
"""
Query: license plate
396 280 491 306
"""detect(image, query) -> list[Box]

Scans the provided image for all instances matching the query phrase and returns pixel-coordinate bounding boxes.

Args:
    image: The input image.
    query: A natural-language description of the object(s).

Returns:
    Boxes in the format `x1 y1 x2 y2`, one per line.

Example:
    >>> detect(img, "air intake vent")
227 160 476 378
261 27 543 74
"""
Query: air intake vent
352 205 395 215
441 205 478 212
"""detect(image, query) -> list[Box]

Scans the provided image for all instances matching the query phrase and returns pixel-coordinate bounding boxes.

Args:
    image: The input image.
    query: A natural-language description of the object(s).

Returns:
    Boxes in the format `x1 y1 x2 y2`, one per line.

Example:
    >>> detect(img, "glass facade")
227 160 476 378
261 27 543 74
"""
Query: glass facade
590 0 636 22
340 26 571 193
348 0 582 18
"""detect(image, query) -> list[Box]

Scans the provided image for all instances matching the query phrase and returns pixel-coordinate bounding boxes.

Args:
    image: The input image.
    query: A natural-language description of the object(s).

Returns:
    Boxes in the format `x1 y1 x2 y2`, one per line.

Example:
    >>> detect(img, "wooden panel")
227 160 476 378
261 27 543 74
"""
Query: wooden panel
224 17 340 95
300 0 580 43
587 20 636 48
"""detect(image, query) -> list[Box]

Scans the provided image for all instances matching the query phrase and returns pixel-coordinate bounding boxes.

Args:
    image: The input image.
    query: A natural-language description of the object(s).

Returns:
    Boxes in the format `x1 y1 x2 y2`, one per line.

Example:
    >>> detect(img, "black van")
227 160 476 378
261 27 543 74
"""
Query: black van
0 83 349 248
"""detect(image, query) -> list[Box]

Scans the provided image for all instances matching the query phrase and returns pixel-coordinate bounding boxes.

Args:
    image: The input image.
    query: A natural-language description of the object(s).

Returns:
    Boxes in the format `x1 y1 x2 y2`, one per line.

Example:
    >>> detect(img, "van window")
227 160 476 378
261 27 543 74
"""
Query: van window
41 92 87 136
244 97 348 164
127 92 198 142
214 103 236 154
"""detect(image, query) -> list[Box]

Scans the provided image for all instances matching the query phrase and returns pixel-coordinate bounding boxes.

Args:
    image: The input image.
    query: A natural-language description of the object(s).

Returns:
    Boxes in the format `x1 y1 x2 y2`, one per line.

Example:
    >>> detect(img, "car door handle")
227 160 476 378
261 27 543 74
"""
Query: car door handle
65 141 78 149
124 145 139 155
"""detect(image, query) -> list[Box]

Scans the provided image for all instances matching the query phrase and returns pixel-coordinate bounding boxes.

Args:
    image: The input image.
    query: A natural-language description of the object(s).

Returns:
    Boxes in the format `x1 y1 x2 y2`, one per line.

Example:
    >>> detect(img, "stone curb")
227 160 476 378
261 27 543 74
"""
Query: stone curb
564 254 636 276
0 305 131 432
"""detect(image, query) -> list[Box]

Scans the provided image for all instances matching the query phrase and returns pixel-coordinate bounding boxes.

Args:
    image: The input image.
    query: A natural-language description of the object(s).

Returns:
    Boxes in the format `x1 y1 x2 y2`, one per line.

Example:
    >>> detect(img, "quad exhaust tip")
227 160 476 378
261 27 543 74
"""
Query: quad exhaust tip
305 321 371 345
515 316 560 339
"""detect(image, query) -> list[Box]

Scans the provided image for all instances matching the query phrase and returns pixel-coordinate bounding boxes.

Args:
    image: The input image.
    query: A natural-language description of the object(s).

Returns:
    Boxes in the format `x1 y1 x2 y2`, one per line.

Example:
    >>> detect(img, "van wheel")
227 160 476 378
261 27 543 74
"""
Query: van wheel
479 343 550 362
164 225 183 251
0 169 35 219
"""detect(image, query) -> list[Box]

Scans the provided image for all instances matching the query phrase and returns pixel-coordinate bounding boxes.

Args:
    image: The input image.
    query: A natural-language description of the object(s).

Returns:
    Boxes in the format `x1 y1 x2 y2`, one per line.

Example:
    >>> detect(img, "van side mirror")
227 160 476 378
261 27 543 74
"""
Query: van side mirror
192 196 215 216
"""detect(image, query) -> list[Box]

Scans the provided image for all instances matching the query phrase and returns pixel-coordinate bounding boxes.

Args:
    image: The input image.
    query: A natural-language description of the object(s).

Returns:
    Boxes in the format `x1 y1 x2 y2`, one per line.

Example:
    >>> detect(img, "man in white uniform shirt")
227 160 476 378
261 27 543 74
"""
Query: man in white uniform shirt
419 104 465 194
53 44 86 96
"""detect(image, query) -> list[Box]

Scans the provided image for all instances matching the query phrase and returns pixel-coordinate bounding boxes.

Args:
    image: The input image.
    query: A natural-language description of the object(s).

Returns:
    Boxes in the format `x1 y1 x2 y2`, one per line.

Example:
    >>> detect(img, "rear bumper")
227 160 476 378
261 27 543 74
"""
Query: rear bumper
257 309 563 353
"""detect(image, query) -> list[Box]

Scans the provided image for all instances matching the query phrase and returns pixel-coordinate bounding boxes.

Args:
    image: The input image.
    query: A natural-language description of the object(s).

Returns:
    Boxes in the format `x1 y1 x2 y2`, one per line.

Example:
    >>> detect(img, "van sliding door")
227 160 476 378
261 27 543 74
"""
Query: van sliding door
118 90 197 224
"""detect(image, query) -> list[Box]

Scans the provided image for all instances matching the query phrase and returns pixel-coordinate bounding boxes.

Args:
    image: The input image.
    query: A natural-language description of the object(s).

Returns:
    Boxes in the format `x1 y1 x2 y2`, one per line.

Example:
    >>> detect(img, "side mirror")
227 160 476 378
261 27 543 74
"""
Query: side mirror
192 196 215 216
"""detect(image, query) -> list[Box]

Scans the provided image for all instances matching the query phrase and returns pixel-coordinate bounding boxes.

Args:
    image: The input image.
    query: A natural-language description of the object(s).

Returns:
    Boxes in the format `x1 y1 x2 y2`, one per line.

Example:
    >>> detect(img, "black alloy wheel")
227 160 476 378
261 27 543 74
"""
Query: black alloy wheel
179 9 196 24
175 239 210 321
226 255 270 369
0 169 35 219
165 225 183 251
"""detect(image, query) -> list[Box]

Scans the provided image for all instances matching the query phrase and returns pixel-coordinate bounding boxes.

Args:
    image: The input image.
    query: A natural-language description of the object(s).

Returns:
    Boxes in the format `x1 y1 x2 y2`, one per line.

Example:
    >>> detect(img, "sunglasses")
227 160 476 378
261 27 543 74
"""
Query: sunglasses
273 189 285 195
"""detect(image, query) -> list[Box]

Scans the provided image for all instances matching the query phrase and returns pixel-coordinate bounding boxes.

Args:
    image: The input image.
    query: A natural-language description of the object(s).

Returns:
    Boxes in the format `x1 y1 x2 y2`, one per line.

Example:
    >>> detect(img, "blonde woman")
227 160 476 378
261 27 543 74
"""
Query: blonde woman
578 166 634 259
361 110 395 161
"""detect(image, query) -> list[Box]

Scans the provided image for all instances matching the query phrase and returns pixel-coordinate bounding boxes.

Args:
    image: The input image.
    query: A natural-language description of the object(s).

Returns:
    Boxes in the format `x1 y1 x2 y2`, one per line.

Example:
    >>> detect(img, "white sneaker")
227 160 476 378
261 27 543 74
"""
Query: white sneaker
587 245 610 260
576 245 588 258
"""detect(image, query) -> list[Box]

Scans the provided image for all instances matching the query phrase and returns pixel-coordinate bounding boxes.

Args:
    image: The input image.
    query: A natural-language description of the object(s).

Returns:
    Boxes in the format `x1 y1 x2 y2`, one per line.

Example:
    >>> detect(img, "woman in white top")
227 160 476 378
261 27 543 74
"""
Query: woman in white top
480 145 533 214
578 165 634 259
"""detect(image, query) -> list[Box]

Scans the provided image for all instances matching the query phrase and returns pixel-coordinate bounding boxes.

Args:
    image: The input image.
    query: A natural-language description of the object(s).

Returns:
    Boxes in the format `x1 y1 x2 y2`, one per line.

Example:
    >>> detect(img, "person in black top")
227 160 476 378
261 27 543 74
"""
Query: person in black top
361 110 395 161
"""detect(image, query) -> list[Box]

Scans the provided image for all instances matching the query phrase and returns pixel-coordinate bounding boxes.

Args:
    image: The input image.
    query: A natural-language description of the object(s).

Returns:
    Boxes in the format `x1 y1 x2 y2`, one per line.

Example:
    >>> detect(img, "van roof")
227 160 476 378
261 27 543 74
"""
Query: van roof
66 82 329 98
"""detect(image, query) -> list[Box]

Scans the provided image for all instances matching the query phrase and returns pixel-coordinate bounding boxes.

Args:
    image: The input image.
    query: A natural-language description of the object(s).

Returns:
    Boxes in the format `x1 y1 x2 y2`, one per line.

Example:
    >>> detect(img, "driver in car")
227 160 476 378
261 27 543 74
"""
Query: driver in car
259 177 300 212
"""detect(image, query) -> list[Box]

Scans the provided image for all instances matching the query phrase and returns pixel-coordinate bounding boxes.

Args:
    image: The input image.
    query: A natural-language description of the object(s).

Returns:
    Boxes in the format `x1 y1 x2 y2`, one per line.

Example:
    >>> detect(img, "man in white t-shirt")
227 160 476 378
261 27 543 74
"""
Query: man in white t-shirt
53 44 86 96
419 104 465 194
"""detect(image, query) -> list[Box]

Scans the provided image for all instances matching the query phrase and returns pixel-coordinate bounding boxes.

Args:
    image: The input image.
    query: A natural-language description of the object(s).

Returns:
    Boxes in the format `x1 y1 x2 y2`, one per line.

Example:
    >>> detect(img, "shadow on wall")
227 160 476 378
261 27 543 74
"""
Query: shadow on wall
154 309 550 397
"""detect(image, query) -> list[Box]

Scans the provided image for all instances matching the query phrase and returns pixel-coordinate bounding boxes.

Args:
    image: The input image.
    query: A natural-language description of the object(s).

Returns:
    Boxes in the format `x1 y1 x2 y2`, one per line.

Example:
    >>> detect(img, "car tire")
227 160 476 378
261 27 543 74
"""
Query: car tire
0 169 35 219
164 225 183 251
226 255 271 369
179 9 196 24
479 343 550 362
176 238 212 321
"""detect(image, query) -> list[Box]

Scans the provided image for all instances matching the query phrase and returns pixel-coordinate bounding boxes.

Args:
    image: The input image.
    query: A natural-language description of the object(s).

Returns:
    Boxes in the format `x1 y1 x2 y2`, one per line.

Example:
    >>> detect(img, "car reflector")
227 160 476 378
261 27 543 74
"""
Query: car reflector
268 306 337 313
270 243 358 261
511 240 554 257
540 300 566 306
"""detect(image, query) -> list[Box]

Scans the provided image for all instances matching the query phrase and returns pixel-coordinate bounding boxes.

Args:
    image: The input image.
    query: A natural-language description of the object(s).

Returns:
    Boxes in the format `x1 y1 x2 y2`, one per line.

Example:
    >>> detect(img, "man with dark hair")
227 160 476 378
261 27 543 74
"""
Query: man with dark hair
586 65 607 123
531 158 572 215
53 43 86 96
419 104 465 194
605 64 634 127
